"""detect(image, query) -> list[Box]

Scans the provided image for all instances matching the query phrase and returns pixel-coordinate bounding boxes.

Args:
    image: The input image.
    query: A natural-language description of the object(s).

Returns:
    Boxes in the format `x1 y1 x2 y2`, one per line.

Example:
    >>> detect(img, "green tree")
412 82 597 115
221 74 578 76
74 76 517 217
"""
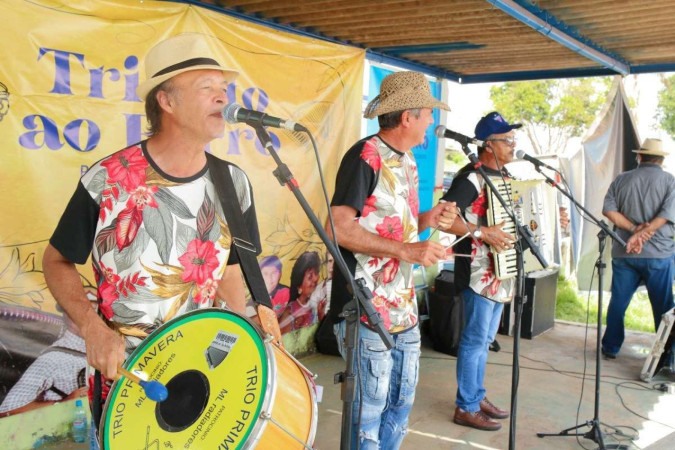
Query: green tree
490 77 611 155
657 74 675 137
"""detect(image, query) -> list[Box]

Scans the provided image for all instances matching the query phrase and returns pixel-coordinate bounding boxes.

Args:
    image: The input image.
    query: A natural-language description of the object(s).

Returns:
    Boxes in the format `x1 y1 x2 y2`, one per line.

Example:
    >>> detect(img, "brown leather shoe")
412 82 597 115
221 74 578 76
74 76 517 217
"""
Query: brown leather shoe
480 397 509 419
453 407 502 431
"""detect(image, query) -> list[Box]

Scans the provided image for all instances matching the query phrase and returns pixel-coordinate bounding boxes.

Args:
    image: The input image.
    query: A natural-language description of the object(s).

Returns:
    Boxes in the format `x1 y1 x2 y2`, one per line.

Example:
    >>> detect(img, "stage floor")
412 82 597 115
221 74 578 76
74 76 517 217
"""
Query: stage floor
45 321 675 450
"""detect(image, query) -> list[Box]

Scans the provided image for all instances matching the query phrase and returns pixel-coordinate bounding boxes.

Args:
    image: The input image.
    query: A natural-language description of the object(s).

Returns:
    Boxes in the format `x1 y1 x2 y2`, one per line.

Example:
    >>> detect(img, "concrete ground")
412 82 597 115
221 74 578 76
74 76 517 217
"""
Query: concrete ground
44 321 675 450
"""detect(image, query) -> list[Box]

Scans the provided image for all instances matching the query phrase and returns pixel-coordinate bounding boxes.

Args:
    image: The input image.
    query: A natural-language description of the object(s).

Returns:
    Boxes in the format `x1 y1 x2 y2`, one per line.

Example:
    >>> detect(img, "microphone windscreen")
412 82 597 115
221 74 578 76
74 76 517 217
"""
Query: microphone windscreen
515 149 526 159
222 103 241 124
435 125 446 138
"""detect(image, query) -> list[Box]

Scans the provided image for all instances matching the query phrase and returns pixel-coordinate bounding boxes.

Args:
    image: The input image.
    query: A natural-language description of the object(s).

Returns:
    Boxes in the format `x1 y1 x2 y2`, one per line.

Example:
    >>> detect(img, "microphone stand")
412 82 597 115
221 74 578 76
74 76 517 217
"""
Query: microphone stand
459 143 547 450
533 168 631 449
250 125 394 450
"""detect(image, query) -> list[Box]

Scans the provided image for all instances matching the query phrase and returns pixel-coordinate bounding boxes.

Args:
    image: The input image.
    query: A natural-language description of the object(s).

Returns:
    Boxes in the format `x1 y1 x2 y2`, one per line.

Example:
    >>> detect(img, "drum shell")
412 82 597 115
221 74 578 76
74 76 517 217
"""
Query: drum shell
98 308 317 450
251 341 318 449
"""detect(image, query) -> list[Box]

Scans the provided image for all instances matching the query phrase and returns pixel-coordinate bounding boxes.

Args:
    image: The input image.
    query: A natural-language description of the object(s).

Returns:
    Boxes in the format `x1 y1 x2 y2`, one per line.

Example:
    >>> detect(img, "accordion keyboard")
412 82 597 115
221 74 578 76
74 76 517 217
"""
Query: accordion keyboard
486 178 550 280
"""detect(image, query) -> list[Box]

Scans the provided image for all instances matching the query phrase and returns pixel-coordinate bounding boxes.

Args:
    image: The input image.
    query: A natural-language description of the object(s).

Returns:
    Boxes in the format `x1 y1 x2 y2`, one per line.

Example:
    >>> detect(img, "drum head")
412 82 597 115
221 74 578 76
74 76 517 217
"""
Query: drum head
100 309 269 450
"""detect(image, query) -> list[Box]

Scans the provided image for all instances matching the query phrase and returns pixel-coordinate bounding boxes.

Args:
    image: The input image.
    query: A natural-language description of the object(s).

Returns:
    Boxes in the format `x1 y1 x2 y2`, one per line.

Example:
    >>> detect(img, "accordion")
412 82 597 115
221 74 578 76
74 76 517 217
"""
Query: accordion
486 177 553 280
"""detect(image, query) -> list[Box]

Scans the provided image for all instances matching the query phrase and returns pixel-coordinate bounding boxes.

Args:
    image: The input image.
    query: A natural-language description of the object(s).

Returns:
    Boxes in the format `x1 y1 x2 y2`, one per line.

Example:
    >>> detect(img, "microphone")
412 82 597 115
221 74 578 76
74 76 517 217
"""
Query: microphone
435 125 484 147
222 103 305 132
515 150 557 171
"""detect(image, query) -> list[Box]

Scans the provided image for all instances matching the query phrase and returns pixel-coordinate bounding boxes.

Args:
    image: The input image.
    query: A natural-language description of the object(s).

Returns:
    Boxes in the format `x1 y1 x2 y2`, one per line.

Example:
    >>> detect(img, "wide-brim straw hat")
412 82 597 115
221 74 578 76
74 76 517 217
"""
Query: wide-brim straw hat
633 138 670 156
137 33 239 100
364 71 450 119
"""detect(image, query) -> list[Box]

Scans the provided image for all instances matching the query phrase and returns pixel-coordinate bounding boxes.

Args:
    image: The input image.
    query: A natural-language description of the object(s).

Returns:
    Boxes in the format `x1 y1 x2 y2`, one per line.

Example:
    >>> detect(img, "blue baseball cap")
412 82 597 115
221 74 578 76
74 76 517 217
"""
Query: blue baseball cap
474 111 522 140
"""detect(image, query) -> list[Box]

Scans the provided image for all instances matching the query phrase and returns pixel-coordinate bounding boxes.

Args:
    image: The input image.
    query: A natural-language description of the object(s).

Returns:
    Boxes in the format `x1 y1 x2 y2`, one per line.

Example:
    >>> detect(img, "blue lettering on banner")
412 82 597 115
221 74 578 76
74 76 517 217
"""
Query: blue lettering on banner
19 47 282 155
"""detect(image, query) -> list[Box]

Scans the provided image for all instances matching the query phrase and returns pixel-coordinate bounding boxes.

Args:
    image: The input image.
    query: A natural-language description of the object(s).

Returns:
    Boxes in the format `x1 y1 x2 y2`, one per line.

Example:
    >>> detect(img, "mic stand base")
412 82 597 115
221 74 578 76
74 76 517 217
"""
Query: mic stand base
536 230 634 450
536 419 631 450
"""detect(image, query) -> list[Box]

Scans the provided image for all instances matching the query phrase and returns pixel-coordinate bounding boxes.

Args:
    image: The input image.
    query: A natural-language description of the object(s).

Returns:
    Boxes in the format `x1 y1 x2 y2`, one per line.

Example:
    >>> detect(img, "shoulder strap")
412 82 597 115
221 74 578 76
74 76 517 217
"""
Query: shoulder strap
205 153 272 309
39 345 86 357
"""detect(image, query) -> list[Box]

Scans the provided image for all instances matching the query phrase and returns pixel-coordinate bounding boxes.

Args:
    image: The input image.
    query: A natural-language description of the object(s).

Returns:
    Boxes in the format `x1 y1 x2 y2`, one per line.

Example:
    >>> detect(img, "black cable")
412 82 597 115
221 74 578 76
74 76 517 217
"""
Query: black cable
573 265 597 449
305 130 364 449
420 344 674 446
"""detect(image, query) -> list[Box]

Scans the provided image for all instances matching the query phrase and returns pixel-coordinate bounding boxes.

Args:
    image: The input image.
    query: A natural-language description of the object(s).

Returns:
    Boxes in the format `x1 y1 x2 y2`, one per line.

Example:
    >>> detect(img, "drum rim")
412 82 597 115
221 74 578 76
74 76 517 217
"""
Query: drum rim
100 308 269 450
238 339 277 449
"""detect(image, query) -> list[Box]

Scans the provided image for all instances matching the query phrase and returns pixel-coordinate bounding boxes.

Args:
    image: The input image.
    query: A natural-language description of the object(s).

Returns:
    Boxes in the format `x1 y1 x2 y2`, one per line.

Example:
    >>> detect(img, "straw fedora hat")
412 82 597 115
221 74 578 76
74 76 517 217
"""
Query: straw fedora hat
136 33 239 100
364 71 450 119
632 138 670 156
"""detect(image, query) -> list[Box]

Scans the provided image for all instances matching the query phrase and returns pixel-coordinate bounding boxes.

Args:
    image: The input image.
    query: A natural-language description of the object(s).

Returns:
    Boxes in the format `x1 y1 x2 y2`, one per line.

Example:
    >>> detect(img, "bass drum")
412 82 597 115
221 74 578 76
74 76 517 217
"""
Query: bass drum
99 308 317 449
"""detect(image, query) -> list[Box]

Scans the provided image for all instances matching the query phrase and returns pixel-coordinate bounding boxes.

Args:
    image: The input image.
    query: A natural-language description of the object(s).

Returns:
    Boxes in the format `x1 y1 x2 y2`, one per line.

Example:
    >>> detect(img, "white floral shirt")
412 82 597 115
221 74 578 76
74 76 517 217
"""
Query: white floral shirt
331 135 419 333
50 142 258 354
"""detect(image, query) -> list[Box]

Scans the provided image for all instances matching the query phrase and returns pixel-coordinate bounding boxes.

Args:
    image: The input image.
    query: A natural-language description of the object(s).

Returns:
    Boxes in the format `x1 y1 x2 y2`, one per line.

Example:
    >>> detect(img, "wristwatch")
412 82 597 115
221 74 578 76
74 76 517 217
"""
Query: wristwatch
473 225 482 239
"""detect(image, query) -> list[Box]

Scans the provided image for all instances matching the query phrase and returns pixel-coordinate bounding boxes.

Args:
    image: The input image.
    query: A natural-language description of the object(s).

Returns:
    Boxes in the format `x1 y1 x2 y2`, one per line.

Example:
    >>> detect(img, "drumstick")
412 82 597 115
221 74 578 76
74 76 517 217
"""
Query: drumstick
117 366 168 402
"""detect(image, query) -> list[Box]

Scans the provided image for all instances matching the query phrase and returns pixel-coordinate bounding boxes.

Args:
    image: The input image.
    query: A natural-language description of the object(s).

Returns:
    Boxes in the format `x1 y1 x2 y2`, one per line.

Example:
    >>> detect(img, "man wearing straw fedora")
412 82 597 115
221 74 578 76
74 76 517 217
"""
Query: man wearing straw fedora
42 33 280 446
327 71 458 449
601 137 675 359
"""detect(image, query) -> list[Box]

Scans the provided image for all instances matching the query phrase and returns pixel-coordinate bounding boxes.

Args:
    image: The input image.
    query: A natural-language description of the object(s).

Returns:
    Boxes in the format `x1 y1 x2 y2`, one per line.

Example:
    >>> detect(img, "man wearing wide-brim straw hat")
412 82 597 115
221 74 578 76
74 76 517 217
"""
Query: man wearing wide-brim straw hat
42 33 281 445
632 137 671 156
327 70 458 449
601 137 675 361
363 71 451 119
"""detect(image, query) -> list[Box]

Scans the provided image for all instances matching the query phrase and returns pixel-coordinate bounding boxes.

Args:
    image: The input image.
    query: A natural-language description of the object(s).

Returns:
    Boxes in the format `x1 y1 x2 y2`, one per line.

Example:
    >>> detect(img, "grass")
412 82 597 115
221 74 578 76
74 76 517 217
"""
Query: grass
555 276 656 333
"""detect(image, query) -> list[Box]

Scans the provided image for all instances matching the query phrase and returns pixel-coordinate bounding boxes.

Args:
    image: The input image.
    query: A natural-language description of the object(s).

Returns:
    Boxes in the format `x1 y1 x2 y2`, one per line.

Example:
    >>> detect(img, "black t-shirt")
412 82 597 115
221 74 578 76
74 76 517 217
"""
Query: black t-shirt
328 136 381 323
440 162 507 293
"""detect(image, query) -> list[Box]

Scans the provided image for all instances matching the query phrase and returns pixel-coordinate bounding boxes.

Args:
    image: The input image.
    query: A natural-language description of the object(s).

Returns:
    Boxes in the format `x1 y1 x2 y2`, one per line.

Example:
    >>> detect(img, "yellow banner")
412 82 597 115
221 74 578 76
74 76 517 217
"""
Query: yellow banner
0 0 362 419
0 0 362 309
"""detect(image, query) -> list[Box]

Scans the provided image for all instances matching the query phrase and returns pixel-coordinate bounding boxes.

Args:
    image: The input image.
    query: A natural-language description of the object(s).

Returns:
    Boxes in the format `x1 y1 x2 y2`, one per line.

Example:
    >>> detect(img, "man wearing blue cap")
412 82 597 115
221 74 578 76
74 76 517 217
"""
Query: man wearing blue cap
440 111 521 431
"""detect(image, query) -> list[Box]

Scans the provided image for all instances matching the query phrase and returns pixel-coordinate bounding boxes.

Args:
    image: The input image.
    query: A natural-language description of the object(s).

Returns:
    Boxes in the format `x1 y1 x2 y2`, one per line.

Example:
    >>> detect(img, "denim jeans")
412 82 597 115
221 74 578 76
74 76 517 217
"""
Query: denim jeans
334 320 420 450
89 420 99 450
455 288 504 412
602 256 675 355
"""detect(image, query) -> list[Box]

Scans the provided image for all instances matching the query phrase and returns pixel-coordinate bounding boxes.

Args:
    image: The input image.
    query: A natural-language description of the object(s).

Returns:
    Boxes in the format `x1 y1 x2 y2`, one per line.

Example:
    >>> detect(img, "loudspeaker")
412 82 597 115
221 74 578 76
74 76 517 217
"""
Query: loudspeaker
499 269 559 339
428 271 463 356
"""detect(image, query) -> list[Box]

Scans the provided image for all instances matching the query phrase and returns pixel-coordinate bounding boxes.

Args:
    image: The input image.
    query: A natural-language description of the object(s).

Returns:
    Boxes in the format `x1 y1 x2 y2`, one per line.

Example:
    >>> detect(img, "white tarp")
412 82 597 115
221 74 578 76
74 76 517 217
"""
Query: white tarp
563 78 640 291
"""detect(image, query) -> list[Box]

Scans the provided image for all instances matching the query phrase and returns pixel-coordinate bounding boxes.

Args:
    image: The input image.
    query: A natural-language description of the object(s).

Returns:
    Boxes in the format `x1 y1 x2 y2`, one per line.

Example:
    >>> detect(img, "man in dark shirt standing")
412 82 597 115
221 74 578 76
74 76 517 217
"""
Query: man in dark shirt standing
441 111 520 431
328 71 457 449
601 138 675 359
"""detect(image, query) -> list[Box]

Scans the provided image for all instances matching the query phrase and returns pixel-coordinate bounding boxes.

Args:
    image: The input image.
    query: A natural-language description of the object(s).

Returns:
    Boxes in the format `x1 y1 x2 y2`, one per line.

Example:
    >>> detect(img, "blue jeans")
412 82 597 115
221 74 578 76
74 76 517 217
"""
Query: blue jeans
602 257 674 355
89 420 99 450
456 288 504 412
334 321 420 450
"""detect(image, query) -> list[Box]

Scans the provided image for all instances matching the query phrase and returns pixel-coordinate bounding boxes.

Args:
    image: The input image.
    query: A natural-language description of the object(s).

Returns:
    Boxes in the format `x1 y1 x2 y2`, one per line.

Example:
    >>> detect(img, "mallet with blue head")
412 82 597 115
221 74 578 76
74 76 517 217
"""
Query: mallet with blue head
118 366 168 402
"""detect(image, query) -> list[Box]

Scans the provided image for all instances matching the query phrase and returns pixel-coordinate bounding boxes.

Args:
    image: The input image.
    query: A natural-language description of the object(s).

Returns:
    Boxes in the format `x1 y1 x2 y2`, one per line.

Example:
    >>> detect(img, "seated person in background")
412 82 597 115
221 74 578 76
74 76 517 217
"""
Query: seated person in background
0 297 92 417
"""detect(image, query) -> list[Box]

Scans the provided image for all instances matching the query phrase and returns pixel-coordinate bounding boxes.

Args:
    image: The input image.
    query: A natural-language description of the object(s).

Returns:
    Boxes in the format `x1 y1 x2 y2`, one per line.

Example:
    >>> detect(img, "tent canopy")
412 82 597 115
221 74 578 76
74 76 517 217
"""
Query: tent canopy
192 0 675 82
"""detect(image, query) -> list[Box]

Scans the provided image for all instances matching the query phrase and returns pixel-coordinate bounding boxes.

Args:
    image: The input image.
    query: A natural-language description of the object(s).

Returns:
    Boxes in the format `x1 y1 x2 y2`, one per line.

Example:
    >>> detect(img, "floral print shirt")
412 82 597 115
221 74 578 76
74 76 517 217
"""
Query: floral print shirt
50 141 259 354
441 163 514 302
330 135 419 333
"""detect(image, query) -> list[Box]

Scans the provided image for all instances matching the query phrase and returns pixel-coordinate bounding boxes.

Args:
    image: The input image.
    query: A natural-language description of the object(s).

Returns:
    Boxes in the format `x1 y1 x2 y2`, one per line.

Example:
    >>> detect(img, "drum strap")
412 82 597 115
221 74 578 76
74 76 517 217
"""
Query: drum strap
206 153 272 309
93 370 102 430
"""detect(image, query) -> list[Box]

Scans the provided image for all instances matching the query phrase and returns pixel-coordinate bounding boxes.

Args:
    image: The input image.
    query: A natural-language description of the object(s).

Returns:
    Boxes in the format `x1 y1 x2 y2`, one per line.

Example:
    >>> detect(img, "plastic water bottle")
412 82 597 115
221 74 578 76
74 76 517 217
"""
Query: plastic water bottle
72 399 88 443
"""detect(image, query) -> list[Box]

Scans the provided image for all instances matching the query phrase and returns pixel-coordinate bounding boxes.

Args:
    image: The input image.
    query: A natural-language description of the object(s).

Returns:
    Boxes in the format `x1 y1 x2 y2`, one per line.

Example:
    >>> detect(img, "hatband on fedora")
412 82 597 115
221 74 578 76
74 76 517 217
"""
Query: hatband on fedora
364 71 450 119
137 33 238 100
633 138 670 156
